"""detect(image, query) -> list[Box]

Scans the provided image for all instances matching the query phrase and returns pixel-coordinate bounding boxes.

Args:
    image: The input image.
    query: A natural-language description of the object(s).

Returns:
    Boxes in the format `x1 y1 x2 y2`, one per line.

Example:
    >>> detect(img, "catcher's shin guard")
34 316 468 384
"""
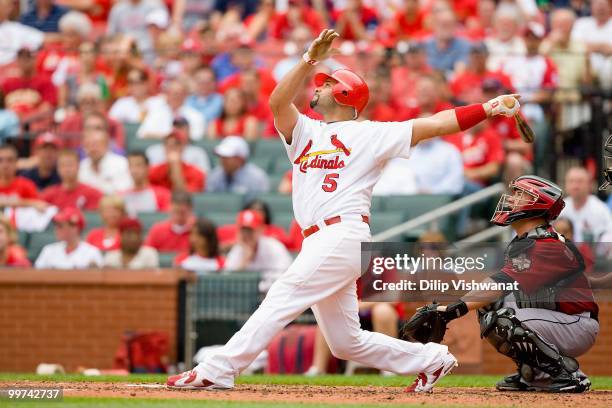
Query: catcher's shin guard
478 307 579 379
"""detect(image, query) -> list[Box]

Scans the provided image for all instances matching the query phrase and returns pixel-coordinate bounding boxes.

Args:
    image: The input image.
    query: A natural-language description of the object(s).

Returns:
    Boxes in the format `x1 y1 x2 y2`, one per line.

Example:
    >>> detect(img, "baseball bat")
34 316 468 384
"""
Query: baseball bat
503 97 535 144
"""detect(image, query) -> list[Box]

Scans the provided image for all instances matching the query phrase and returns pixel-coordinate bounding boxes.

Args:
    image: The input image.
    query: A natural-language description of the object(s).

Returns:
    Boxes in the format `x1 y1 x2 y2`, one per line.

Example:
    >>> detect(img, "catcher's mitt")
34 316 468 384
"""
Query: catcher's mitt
400 302 448 344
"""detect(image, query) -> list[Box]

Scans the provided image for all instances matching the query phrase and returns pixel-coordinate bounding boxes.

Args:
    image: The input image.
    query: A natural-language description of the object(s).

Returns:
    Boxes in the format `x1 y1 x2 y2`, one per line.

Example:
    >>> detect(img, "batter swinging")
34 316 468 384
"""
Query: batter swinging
168 29 521 393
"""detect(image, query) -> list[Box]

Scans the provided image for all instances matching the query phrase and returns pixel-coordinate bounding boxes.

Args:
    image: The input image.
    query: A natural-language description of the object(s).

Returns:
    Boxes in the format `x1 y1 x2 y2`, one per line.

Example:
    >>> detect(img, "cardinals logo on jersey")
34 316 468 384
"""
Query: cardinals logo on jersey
294 135 352 174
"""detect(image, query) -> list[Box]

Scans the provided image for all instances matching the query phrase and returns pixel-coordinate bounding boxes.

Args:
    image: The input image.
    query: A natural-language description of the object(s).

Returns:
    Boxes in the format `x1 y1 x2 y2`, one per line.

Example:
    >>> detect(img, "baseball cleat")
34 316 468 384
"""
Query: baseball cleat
530 371 591 393
405 352 458 393
166 370 227 390
496 372 529 391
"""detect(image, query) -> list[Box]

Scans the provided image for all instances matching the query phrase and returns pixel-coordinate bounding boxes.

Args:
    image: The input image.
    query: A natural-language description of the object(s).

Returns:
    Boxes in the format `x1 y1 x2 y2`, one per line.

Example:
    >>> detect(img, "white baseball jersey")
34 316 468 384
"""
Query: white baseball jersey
35 241 103 269
280 114 414 228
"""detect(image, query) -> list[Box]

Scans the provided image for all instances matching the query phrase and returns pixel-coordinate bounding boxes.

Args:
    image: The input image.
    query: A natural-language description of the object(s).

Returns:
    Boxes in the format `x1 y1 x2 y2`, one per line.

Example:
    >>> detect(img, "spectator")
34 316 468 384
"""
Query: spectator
571 0 612 90
464 0 495 41
145 117 211 173
561 167 611 242
40 148 102 211
225 210 293 293
35 207 103 268
0 90 19 141
107 0 166 61
332 0 378 41
424 9 471 76
0 0 44 66
239 69 275 135
175 217 224 273
271 0 324 40
184 66 224 125
372 159 418 195
0 216 31 267
404 74 454 119
123 152 171 215
207 136 269 197
171 0 217 32
137 78 205 140
78 128 133 194
1 47 57 132
148 130 206 193
445 121 505 188
273 25 318 81
540 8 591 132
86 194 126 251
104 217 159 268
144 190 194 252
377 0 425 45
56 0 112 25
59 85 124 149
108 68 150 124
21 0 68 33
207 88 259 140
0 143 46 210
218 199 290 249
450 43 513 104
36 11 94 80
390 42 431 110
18 132 61 190
405 137 464 194
484 4 526 71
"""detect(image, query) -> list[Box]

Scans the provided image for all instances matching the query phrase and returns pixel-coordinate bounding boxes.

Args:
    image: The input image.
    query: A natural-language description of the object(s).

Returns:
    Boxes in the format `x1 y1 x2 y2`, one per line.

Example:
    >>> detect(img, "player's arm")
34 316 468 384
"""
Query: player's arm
411 95 521 146
269 29 339 144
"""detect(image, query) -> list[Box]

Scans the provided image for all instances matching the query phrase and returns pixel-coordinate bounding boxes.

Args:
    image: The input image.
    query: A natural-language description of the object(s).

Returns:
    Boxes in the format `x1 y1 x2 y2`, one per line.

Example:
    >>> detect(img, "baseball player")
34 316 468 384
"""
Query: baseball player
168 29 521 392
402 175 599 392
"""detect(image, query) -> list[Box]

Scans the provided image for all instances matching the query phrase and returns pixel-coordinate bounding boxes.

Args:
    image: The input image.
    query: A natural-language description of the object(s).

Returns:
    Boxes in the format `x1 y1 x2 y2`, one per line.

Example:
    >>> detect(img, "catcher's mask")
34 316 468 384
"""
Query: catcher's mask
600 134 612 190
491 175 565 226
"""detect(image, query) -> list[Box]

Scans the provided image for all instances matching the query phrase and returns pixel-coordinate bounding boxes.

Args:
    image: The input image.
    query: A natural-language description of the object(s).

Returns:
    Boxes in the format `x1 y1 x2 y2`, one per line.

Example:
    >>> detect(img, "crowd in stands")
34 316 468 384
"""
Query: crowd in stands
0 0 610 271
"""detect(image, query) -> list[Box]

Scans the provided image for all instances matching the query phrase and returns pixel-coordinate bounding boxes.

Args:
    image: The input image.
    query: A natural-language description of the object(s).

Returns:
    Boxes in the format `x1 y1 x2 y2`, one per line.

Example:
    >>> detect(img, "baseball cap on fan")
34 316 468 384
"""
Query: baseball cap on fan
53 207 85 231
33 132 62 149
236 210 264 230
214 136 250 159
145 8 169 29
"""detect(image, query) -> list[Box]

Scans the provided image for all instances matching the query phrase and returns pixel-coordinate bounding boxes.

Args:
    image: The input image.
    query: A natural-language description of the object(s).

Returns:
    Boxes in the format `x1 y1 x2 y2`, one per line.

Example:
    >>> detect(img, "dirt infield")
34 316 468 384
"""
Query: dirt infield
3 380 612 407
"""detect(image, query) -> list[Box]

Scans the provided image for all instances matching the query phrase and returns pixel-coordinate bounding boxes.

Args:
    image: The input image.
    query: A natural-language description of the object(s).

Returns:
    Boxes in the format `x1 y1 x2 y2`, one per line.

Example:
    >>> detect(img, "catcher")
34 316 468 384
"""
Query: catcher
402 175 599 393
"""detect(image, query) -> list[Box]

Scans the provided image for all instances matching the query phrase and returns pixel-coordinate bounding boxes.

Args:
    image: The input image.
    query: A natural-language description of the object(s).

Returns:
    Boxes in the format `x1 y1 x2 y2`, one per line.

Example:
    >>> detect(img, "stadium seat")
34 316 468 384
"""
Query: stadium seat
139 212 168 232
252 139 285 159
382 194 453 217
83 211 103 231
128 138 158 154
205 212 239 227
272 157 292 173
27 231 56 262
193 192 245 215
369 212 405 235
194 272 261 323
123 122 139 150
158 252 177 268
268 173 286 191
271 212 294 230
255 193 293 213
251 157 273 172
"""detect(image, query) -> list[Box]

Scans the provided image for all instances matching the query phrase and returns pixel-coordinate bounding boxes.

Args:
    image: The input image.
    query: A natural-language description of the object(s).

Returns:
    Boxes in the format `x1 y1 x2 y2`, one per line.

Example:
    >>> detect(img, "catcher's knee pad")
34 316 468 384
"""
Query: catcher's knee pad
478 307 579 377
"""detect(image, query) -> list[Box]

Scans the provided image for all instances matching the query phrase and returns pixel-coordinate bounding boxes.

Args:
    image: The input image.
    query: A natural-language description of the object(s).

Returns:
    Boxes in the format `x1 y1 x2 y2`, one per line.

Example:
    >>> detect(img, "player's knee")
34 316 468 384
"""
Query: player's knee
327 335 364 360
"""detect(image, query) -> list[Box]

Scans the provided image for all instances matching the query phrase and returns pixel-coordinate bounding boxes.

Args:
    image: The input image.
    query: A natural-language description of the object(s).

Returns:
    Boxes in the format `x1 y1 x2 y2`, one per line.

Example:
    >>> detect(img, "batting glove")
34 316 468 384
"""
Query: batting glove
487 94 521 117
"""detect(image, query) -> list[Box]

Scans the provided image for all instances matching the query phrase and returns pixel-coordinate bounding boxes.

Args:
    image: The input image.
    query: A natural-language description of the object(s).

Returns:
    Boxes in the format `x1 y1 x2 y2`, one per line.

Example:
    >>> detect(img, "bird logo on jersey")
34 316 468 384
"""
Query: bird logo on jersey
294 135 352 174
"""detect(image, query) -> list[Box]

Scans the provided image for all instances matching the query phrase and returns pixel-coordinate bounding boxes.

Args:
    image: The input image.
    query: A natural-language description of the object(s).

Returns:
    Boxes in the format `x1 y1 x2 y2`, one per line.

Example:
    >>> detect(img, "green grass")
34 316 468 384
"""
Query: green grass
0 397 439 408
1 373 612 389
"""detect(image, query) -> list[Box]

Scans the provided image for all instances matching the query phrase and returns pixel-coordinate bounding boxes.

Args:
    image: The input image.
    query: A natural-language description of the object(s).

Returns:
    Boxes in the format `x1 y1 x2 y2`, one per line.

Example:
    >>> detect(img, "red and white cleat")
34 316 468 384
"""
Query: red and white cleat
166 370 225 390
405 352 458 393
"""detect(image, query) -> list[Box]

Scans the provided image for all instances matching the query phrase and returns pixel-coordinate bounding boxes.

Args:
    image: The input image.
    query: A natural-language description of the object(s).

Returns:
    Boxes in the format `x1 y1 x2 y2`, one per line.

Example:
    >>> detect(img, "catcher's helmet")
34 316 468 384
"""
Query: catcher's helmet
314 69 369 118
491 175 565 226
600 134 612 190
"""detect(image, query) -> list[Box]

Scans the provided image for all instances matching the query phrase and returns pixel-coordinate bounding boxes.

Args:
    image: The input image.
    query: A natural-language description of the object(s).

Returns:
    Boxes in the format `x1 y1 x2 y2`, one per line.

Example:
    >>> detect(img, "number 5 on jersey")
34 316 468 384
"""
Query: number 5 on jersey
322 173 339 192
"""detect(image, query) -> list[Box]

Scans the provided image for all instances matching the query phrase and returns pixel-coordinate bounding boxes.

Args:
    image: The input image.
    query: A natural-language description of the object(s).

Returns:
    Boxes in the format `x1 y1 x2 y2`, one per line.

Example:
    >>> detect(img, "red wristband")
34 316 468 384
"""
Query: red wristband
455 104 487 131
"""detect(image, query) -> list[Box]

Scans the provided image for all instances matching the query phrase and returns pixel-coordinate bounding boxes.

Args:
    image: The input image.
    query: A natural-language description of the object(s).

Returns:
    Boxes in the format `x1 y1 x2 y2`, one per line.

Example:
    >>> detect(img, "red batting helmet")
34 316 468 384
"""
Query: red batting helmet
314 69 369 118
491 175 565 226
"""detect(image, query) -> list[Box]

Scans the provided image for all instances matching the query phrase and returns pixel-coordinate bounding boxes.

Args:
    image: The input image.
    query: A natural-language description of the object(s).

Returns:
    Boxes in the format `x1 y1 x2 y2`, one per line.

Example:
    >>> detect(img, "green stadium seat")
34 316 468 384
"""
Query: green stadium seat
139 212 167 232
193 193 244 215
382 195 454 218
194 272 261 323
252 139 285 159
83 211 102 231
18 230 29 249
255 193 293 213
128 138 158 153
272 157 292 173
268 173 286 191
251 157 272 172
123 122 139 150
204 212 239 227
193 139 219 157
158 252 177 267
369 212 405 235
370 196 385 212
272 212 294 230
27 231 56 262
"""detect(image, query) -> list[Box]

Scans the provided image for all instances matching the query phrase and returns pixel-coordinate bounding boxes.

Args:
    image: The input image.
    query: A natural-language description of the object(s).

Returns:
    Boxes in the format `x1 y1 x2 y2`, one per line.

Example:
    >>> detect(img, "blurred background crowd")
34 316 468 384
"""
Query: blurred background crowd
0 0 610 275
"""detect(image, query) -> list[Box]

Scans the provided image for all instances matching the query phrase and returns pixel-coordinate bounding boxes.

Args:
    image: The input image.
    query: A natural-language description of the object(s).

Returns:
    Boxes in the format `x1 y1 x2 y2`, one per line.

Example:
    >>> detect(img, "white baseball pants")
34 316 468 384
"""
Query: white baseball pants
196 220 449 388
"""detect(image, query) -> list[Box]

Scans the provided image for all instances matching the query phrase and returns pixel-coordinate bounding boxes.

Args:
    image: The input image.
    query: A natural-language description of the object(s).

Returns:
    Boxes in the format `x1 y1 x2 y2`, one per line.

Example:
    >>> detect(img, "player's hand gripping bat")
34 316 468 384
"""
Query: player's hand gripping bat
503 97 535 143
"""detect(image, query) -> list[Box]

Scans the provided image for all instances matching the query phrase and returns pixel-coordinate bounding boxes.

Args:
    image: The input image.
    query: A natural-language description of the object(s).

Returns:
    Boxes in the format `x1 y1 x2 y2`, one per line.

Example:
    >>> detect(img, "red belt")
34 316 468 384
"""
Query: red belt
302 215 370 238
